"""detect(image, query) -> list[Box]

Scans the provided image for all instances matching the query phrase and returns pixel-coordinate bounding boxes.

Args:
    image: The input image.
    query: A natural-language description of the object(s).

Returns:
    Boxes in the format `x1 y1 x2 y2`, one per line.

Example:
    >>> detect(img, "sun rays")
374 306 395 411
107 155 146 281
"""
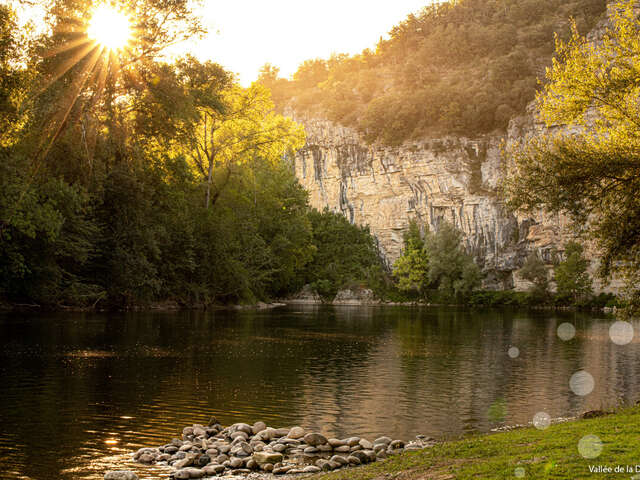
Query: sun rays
36 3 138 160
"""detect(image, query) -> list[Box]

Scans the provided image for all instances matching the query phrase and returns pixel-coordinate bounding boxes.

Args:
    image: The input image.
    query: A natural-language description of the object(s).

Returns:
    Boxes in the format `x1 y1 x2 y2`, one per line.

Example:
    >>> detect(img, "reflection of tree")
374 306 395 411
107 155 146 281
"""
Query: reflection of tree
0 306 386 479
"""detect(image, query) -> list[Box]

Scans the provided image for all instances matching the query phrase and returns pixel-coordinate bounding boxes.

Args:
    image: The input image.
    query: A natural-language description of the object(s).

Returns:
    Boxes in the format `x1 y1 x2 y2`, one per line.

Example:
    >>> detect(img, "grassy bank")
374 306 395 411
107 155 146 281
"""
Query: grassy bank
313 406 640 479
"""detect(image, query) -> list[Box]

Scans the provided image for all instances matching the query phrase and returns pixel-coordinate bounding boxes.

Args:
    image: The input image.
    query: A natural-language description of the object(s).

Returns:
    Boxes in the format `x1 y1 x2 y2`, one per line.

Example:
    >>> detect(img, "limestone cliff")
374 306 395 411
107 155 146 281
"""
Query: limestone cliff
290 109 617 292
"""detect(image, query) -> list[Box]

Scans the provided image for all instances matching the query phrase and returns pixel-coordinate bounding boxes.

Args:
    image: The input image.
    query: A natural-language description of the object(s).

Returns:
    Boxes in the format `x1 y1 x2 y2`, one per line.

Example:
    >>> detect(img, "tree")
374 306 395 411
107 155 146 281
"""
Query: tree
519 252 549 298
504 0 639 308
393 221 429 296
133 56 230 150
182 83 305 208
424 222 481 301
0 5 31 148
305 208 386 300
293 59 328 88
0 0 317 308
266 0 607 143
554 241 592 303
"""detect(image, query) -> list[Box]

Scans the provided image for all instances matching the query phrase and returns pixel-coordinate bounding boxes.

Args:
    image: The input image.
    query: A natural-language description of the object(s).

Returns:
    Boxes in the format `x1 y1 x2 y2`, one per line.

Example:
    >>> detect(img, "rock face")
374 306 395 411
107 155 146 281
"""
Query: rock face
292 115 547 289
333 287 376 305
291 112 618 292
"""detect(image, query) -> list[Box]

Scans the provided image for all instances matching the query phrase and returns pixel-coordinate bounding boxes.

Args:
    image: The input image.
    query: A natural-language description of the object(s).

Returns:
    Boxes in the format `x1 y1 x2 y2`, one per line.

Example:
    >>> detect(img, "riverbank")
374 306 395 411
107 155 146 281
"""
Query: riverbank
111 406 640 480
0 283 622 313
308 406 640 480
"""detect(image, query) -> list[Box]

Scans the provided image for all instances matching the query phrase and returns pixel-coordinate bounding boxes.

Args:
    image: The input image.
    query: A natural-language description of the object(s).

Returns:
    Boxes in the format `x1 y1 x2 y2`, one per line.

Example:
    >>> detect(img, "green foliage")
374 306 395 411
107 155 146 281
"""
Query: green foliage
468 290 532 308
554 241 592 304
393 221 428 296
0 5 30 147
519 252 549 298
304 208 387 300
392 221 481 302
0 151 101 306
260 0 606 143
424 222 482 302
467 288 622 309
504 0 640 312
0 0 349 309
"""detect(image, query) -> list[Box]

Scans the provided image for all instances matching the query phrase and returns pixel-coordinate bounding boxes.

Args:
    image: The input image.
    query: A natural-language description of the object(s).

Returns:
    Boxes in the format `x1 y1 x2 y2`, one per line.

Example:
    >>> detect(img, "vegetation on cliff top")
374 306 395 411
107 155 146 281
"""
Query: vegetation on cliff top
259 0 607 145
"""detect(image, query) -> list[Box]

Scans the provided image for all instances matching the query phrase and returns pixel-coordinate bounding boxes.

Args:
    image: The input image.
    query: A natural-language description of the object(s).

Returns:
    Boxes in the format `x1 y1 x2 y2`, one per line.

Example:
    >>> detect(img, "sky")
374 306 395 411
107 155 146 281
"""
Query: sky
12 0 434 85
173 0 433 85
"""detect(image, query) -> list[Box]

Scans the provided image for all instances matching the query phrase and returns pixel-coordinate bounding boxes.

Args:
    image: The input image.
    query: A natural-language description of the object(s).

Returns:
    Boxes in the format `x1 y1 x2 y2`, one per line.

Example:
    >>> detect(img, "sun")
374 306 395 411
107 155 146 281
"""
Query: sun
87 4 131 51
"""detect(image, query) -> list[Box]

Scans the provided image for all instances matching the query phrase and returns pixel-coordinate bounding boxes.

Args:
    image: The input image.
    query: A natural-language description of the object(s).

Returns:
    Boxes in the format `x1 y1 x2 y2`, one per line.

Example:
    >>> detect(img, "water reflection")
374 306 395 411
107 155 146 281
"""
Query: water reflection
0 306 638 479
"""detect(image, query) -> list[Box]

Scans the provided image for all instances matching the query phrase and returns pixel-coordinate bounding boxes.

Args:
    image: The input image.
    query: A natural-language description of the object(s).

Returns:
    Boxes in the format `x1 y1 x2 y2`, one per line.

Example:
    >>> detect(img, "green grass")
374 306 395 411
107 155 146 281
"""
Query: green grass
312 406 640 479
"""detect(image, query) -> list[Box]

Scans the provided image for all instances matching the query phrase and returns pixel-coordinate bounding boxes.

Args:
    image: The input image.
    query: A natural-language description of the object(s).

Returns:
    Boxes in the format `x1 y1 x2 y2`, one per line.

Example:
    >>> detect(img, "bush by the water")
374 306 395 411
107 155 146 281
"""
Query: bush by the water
304 208 388 300
393 221 481 303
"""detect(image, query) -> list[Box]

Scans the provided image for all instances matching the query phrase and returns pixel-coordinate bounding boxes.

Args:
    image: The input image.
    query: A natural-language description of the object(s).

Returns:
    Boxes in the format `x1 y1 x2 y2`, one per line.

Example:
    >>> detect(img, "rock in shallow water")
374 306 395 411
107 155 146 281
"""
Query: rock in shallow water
303 433 328 446
303 465 321 473
330 455 348 465
287 426 305 439
252 421 267 434
328 438 346 447
252 451 283 465
203 464 225 475
375 436 392 445
345 436 361 447
104 472 138 480
359 439 373 449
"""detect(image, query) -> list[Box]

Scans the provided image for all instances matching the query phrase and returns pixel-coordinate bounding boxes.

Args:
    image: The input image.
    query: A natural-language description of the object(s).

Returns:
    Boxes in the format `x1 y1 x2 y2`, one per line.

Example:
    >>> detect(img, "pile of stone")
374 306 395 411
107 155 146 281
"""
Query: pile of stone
120 418 436 479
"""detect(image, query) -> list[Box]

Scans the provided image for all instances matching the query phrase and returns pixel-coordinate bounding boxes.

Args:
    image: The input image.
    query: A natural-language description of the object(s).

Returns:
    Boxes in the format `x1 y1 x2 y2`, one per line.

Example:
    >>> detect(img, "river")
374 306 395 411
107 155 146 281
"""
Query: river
0 305 638 479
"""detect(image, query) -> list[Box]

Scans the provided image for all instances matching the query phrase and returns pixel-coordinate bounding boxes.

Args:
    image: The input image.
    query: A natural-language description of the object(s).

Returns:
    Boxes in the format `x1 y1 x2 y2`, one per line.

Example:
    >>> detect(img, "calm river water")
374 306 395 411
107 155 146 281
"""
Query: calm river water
0 306 638 479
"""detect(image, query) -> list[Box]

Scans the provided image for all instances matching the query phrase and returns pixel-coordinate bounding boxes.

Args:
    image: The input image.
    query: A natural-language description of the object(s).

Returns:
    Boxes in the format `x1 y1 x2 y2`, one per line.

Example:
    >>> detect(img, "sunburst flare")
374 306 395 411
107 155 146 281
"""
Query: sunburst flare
87 4 131 51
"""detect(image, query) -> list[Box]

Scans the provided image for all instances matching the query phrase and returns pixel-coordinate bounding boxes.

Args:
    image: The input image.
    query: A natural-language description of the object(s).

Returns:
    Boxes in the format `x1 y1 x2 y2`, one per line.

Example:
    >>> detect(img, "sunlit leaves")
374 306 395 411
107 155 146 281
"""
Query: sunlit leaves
184 82 306 208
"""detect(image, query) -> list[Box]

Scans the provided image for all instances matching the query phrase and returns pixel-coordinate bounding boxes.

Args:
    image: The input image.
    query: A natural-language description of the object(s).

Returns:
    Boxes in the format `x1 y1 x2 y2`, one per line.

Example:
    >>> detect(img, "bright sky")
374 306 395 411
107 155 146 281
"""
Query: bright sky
177 1 433 85
13 0 435 85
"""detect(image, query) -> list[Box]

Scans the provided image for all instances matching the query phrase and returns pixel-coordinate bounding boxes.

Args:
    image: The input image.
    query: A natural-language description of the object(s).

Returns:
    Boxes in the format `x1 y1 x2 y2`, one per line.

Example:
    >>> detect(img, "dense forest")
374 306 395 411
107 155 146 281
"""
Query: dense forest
0 0 387 309
259 0 607 144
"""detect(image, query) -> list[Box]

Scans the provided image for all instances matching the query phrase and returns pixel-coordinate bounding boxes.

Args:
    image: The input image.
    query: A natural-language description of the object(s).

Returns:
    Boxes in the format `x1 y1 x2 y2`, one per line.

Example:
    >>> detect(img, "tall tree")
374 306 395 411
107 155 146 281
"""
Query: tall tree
393 221 429 297
26 0 206 165
424 222 481 301
183 83 305 208
554 241 592 303
519 252 549 299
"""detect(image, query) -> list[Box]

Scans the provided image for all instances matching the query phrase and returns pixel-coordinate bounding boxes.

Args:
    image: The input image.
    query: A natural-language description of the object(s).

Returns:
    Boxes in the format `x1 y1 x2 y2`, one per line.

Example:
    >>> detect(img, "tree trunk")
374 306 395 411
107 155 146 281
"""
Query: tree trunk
205 159 214 209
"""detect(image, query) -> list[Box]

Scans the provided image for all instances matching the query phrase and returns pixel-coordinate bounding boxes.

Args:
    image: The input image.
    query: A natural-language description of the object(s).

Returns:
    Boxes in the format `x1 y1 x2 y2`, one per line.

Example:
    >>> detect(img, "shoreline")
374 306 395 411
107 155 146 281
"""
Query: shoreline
107 406 639 480
0 300 617 314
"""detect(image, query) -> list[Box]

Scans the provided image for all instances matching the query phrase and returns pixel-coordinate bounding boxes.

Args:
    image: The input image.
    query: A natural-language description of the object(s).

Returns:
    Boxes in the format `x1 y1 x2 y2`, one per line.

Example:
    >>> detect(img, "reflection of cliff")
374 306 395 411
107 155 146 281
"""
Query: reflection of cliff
292 115 577 290
289 308 640 442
